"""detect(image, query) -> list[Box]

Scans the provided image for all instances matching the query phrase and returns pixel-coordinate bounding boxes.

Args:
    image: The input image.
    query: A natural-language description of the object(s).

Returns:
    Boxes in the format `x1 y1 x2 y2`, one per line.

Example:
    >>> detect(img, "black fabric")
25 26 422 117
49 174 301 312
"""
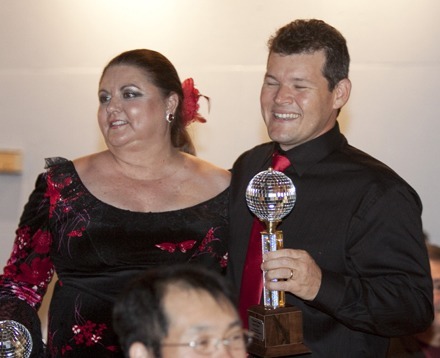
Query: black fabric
228 122 433 357
1 157 229 357
387 336 427 358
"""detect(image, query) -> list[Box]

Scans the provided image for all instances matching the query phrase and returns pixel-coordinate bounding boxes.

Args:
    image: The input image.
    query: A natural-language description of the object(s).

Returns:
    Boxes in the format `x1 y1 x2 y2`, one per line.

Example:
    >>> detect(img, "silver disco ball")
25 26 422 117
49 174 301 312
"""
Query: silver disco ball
246 168 296 222
0 320 32 358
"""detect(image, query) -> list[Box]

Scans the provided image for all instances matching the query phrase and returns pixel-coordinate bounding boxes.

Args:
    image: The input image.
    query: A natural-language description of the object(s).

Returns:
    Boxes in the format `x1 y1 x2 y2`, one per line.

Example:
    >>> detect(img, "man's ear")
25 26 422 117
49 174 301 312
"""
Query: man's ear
128 342 153 358
333 78 351 110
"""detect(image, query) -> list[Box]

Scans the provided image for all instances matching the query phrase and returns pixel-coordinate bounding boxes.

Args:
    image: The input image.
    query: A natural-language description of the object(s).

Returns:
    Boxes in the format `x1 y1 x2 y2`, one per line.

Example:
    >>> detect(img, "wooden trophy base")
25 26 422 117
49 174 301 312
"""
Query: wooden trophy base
247 304 310 357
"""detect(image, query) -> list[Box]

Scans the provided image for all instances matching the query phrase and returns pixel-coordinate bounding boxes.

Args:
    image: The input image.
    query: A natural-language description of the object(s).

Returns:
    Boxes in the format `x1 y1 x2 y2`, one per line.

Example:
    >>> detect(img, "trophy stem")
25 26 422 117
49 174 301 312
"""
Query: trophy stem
263 220 280 234
261 226 285 309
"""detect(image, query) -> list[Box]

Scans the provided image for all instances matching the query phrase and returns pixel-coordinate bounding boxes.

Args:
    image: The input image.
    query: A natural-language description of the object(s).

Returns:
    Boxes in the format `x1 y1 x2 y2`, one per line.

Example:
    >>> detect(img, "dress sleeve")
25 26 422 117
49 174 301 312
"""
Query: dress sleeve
0 172 54 357
310 183 433 336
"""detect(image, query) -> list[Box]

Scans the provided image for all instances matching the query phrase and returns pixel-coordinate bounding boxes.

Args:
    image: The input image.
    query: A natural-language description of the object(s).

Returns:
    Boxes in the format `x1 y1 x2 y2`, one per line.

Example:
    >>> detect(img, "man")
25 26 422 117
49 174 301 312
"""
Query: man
388 242 440 357
113 264 251 358
228 19 433 357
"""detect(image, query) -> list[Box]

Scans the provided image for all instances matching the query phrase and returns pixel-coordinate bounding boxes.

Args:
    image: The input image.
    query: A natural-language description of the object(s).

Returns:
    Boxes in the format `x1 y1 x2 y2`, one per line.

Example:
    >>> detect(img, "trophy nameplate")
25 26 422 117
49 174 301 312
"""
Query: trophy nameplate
245 168 310 357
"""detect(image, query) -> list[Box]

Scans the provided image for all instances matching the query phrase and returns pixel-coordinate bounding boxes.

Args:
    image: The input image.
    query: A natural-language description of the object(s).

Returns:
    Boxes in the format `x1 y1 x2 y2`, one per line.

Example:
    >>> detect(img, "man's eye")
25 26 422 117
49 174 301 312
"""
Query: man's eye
194 337 212 349
228 333 243 342
225 329 247 344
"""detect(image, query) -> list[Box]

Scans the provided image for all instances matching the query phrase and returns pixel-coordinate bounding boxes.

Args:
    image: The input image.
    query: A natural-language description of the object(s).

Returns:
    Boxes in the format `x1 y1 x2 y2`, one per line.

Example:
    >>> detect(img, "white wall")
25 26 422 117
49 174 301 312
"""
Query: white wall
1 0 440 329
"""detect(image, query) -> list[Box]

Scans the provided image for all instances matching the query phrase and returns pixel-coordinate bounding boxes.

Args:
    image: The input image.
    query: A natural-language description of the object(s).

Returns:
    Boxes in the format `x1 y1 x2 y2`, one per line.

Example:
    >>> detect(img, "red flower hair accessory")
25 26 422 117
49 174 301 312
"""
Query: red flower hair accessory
181 78 209 126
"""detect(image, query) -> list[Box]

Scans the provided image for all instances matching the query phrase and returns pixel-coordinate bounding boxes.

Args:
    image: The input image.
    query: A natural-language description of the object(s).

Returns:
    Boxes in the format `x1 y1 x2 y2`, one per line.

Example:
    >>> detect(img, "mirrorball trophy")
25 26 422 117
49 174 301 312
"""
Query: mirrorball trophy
0 320 32 358
245 168 309 357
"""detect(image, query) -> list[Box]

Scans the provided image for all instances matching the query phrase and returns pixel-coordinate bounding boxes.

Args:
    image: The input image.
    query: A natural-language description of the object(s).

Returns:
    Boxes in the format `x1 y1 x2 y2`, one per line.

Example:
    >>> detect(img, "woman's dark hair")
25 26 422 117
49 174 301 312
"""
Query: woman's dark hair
113 264 237 358
101 49 195 155
268 19 350 91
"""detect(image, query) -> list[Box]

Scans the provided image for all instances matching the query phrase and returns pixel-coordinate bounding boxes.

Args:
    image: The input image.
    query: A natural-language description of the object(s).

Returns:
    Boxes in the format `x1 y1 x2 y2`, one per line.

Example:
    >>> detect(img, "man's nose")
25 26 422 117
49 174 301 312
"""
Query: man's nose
274 85 294 105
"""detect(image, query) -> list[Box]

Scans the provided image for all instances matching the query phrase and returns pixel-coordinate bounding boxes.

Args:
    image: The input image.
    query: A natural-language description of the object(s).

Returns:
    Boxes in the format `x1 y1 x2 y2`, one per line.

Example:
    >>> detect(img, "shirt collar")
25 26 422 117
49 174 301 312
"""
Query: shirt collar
277 122 347 176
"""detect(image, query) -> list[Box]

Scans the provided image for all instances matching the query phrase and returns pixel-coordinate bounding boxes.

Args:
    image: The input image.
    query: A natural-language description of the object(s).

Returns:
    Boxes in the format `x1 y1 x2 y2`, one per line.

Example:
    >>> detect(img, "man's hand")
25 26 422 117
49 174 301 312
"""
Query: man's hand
262 249 322 301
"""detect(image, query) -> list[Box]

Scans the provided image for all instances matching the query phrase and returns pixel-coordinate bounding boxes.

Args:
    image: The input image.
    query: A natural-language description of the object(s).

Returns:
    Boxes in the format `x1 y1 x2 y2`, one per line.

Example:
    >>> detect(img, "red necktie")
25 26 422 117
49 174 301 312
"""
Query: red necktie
238 151 291 327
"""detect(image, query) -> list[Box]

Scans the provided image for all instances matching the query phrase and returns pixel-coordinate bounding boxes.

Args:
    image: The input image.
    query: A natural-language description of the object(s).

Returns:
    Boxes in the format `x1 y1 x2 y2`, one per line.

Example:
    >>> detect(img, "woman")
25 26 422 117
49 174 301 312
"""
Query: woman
0 49 230 357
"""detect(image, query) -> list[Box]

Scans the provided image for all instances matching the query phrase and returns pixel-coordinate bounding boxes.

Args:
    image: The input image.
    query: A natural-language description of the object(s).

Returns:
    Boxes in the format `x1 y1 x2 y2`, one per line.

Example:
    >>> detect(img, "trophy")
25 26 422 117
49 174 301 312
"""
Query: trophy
0 320 33 358
245 168 309 357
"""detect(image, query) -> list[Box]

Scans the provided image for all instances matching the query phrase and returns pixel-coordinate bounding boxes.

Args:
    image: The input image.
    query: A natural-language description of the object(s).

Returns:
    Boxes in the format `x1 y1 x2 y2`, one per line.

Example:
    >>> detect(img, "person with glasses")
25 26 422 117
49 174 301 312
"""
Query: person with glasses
113 264 252 358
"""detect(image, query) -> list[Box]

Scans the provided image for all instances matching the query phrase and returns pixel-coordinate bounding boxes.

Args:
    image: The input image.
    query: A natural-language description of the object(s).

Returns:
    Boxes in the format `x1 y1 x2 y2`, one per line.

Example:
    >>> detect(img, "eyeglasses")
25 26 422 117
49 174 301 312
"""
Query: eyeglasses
162 329 254 355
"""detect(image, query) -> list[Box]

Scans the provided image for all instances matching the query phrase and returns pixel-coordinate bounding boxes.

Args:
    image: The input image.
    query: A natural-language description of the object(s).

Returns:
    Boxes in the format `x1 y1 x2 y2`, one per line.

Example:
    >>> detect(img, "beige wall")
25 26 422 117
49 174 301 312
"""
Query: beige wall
1 0 440 332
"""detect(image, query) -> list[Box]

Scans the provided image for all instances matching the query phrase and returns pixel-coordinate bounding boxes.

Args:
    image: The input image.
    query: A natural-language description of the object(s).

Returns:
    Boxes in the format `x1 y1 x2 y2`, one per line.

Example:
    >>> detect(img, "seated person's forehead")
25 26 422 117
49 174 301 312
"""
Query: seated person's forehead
163 285 239 328
163 285 234 312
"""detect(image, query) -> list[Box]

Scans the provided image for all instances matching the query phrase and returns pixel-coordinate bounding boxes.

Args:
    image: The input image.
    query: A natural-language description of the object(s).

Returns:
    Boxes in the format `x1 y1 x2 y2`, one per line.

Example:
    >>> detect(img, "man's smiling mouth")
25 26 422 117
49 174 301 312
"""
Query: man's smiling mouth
273 113 300 120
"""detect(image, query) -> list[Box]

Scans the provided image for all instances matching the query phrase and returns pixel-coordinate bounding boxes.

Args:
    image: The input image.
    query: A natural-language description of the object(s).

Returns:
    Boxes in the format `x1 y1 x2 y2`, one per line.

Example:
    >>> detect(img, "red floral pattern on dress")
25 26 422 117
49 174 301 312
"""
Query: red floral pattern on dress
17 257 53 286
32 229 52 254
192 227 228 268
220 253 228 268
155 227 228 268
72 321 107 346
0 164 85 311
1 224 52 307
50 295 119 356
4 226 32 270
9 283 41 306
156 240 197 253
67 226 86 238
45 175 73 217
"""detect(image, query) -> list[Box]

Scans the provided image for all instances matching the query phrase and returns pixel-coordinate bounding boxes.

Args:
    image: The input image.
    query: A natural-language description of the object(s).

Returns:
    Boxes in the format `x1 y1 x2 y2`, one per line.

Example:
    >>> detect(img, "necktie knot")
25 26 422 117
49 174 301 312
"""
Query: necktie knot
272 151 291 172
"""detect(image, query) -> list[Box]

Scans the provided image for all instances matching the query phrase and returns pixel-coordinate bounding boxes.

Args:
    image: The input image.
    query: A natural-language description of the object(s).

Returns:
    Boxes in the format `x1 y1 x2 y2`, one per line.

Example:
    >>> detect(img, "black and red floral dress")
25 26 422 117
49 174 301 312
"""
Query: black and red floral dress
0 157 229 357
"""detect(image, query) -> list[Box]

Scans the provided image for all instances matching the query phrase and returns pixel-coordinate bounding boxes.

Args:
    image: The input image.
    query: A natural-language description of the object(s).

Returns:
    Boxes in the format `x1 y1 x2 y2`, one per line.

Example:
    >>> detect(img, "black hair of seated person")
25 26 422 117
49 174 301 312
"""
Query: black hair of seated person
113 264 238 357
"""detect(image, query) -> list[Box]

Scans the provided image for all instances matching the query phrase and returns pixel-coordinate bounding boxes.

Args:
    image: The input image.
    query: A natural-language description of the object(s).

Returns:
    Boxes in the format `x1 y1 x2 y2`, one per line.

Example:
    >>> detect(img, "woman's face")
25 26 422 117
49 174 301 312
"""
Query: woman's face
98 65 176 151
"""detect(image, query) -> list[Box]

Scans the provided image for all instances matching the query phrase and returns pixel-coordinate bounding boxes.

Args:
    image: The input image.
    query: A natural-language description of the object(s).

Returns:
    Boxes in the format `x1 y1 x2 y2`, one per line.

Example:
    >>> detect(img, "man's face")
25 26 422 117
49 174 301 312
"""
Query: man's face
160 286 247 357
260 50 350 151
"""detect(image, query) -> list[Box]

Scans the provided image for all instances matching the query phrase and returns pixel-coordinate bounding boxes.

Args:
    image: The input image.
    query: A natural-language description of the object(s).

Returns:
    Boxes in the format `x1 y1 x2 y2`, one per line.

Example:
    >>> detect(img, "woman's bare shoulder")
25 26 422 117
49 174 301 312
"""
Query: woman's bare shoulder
72 151 108 178
184 154 231 189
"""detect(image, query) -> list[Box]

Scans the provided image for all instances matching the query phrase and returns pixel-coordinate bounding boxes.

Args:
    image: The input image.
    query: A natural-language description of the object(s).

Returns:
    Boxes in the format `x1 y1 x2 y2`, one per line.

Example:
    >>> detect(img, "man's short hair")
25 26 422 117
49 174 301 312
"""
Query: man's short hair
113 264 237 357
268 19 350 90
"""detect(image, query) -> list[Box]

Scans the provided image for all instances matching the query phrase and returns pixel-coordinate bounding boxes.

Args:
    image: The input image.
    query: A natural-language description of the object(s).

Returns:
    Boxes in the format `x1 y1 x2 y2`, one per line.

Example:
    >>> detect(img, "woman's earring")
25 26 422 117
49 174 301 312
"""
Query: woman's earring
166 113 174 123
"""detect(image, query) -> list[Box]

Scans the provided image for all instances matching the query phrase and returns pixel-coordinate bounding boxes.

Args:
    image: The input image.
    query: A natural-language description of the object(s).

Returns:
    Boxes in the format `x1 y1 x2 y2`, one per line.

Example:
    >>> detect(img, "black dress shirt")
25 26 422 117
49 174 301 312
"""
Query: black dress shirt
228 123 433 357
387 336 430 358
